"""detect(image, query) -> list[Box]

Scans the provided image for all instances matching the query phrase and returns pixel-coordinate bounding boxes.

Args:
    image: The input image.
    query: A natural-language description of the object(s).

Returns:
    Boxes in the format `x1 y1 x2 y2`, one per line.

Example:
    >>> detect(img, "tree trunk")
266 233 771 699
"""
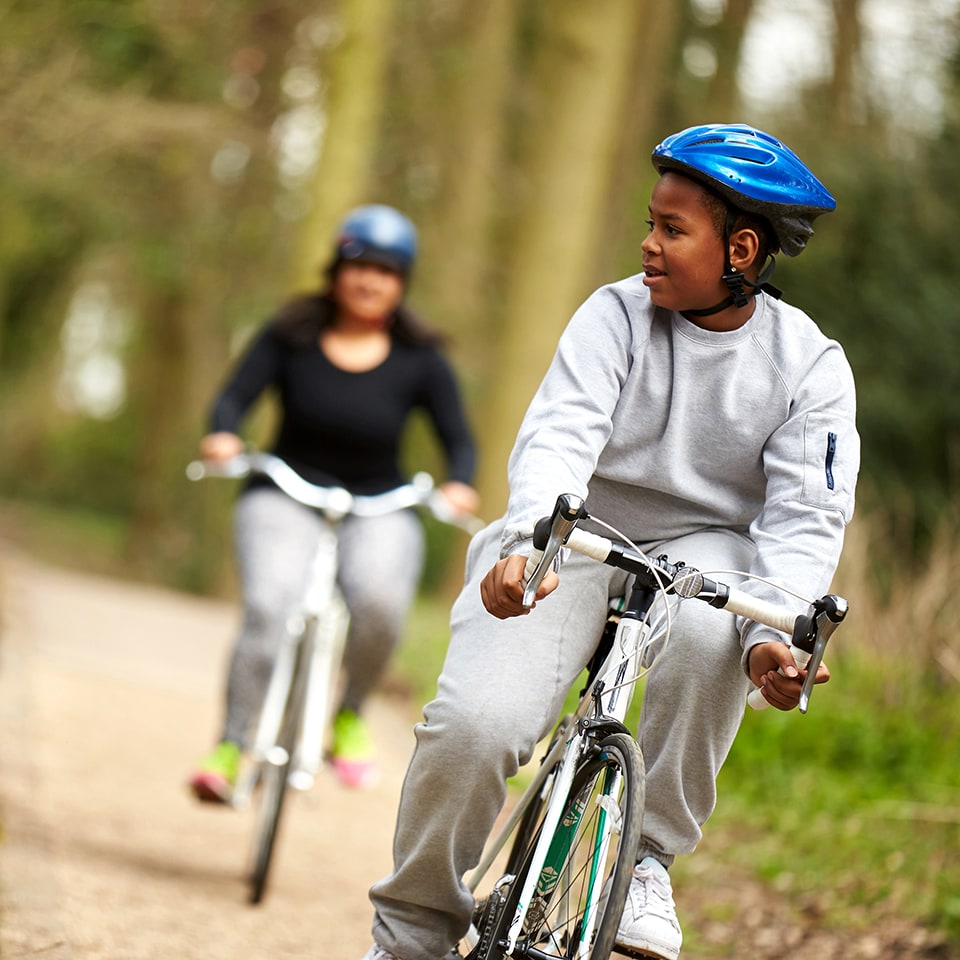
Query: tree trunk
704 0 756 120
290 0 399 290
476 0 648 516
599 2 686 285
828 0 864 131
416 0 518 349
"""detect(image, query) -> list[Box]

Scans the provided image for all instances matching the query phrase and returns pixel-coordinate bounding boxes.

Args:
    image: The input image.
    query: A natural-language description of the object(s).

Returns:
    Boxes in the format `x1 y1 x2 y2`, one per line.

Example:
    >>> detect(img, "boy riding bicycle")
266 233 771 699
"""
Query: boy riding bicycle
361 124 860 960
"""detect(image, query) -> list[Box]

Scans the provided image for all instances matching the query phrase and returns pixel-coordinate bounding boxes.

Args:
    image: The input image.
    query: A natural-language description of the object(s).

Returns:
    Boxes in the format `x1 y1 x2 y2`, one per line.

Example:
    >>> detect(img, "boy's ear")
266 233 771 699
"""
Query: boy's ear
729 228 761 274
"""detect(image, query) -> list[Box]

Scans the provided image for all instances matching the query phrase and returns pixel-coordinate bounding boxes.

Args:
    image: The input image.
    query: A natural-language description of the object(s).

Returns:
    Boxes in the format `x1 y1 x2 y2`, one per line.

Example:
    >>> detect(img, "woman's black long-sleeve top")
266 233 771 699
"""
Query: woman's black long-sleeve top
209 316 477 495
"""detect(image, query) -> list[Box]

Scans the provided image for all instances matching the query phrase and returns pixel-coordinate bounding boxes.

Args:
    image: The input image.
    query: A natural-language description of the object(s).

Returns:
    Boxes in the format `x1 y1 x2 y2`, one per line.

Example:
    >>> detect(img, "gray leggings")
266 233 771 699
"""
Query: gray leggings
220 486 425 748
369 518 755 960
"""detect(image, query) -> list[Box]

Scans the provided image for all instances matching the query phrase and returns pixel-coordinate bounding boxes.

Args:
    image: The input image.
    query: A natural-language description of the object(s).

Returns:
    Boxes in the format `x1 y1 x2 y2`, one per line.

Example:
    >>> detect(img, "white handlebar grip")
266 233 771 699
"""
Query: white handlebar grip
523 548 544 584
723 587 798 634
747 645 812 710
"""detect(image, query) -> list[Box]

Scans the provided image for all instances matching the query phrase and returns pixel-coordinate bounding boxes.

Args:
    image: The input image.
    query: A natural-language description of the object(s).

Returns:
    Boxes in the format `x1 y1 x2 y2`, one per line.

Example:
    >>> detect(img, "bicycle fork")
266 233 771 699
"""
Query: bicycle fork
232 622 301 809
528 775 622 959
505 606 652 957
507 729 583 955
289 596 348 789
234 526 347 806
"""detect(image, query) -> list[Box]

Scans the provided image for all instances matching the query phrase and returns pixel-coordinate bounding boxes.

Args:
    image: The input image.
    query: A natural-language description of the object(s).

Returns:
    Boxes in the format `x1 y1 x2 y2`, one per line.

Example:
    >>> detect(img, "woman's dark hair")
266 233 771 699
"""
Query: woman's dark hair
271 268 446 351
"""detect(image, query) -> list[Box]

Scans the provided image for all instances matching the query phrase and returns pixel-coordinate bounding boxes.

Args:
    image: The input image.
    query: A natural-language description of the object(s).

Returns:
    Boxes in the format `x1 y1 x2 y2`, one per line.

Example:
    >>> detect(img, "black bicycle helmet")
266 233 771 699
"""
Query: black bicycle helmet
334 204 418 276
652 124 836 314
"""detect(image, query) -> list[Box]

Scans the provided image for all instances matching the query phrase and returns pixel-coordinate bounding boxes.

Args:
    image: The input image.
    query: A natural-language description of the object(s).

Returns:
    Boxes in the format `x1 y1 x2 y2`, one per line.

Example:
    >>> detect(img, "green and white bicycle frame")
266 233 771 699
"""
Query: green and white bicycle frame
465 603 649 957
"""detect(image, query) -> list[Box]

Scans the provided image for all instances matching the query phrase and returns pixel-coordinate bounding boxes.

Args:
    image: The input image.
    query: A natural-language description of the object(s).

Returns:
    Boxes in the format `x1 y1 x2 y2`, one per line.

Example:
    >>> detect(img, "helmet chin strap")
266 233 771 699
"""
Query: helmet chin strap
683 210 783 318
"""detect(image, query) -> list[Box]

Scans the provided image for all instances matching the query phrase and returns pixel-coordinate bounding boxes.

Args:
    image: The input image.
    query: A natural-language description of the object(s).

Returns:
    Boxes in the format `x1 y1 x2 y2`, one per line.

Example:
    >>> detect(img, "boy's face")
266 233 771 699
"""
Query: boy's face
641 172 729 316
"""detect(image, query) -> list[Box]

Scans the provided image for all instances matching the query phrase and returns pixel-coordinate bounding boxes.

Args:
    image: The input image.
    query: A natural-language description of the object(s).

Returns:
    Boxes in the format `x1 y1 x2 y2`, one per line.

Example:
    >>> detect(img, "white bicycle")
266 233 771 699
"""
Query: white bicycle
461 493 847 959
187 451 481 904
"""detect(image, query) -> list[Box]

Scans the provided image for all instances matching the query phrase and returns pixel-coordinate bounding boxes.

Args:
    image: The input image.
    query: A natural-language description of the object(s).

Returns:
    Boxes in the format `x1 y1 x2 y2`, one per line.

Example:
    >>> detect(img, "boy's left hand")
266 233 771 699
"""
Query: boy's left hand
747 641 830 711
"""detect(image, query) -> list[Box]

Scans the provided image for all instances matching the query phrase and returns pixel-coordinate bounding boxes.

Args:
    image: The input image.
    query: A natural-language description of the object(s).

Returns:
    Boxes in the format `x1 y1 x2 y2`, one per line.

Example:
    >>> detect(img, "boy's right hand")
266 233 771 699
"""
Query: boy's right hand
198 432 244 462
480 554 559 619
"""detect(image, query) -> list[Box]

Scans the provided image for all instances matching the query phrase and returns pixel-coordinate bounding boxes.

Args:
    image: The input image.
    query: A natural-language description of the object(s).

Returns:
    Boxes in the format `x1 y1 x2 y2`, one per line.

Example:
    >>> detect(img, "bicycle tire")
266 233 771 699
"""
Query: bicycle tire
474 732 644 960
248 626 310 905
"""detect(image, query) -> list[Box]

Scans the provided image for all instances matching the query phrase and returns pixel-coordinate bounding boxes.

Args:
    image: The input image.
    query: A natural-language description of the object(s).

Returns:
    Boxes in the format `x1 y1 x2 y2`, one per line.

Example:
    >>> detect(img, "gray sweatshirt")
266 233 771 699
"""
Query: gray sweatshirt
501 273 859 657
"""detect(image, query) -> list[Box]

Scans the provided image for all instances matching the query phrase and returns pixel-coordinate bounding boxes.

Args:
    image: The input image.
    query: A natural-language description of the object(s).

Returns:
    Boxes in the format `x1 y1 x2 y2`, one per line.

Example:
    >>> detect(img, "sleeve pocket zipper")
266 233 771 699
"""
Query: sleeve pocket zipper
825 431 837 491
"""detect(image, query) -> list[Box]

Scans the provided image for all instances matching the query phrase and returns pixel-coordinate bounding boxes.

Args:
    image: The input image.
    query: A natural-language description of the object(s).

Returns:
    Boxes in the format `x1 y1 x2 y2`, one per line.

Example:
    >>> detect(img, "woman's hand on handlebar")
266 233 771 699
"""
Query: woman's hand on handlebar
438 481 480 518
481 554 559 619
198 432 245 462
748 641 830 711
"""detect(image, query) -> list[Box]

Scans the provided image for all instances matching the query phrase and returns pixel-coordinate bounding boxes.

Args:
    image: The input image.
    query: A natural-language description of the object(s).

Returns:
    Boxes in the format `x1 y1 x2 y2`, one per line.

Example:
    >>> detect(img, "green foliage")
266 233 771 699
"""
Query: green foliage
2 0 959 571
0 412 141 515
0 498 130 578
393 595 455 706
0 175 89 374
392 568 960 950
70 0 171 89
715 658 960 943
61 0 233 100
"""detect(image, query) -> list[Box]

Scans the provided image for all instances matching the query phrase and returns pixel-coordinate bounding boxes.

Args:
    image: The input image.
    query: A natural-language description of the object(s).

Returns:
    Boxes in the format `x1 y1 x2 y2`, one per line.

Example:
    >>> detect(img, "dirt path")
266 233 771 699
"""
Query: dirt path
0 546 948 960
0 545 417 960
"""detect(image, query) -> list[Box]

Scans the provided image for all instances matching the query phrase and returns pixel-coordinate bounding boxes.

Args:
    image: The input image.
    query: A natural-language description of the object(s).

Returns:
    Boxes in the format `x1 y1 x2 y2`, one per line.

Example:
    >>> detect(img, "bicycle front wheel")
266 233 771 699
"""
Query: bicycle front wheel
248 751 290 904
491 732 644 960
248 626 310 905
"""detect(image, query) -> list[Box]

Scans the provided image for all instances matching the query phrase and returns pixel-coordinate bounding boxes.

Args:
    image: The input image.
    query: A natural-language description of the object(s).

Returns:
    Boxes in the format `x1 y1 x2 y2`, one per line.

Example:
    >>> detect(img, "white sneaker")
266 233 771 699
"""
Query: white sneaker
360 946 403 960
615 857 682 960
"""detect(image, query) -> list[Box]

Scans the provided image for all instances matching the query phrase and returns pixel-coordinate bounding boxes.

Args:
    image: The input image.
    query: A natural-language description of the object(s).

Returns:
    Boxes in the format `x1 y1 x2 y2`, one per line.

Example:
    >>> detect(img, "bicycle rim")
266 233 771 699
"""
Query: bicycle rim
491 732 644 960
248 636 308 904
248 757 289 904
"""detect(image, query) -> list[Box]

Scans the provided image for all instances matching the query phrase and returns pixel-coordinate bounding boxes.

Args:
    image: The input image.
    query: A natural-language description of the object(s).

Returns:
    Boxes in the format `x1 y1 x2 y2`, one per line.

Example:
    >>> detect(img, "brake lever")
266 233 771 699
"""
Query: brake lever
521 494 587 608
796 594 848 713
747 593 848 713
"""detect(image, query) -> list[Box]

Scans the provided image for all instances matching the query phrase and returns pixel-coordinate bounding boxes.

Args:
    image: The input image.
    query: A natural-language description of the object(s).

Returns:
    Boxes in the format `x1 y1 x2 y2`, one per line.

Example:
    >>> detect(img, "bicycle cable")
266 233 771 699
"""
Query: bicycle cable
585 515 680 684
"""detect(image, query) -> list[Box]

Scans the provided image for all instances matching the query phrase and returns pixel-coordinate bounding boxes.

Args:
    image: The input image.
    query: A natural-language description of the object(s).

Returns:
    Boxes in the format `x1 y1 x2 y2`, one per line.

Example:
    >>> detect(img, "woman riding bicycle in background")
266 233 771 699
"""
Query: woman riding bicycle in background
189 204 479 800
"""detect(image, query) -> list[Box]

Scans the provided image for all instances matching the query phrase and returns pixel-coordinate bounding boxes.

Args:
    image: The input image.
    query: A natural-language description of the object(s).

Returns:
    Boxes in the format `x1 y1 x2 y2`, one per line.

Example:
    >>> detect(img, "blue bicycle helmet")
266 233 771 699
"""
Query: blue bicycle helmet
335 204 418 276
652 123 835 257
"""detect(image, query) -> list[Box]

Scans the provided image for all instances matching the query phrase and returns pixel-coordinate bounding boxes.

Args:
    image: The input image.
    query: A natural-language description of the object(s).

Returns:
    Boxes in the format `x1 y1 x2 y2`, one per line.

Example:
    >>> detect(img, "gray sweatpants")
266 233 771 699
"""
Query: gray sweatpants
220 486 424 748
370 518 754 960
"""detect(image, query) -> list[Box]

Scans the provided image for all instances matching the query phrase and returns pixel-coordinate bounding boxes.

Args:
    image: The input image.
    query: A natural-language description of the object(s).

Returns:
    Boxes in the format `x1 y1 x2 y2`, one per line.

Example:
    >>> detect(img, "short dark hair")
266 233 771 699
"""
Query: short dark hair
696 182 777 266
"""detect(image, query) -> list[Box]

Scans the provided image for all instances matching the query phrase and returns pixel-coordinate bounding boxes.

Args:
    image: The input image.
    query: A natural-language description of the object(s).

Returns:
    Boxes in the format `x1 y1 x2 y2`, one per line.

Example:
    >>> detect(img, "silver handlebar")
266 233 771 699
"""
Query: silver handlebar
525 494 848 714
186 452 483 532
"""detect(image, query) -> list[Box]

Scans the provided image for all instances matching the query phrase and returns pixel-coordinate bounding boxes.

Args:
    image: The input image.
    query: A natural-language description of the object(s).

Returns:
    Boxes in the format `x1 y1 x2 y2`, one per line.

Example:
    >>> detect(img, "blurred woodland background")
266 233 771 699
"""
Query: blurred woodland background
2 0 959 591
2 0 960 951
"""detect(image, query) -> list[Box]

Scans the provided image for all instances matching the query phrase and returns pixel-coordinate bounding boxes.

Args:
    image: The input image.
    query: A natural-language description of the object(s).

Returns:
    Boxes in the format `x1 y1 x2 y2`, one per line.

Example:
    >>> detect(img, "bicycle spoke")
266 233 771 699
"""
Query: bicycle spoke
470 733 643 960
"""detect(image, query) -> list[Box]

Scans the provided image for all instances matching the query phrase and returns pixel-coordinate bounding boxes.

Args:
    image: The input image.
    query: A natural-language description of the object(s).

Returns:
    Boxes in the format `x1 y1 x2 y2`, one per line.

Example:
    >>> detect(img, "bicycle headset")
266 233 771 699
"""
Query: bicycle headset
651 123 836 316
334 204 418 278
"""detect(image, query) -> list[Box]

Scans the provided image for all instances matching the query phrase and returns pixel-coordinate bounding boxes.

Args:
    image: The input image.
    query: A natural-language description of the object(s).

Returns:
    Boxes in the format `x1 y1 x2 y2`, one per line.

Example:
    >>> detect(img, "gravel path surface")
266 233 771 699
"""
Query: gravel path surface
0 546 948 960
0 547 414 959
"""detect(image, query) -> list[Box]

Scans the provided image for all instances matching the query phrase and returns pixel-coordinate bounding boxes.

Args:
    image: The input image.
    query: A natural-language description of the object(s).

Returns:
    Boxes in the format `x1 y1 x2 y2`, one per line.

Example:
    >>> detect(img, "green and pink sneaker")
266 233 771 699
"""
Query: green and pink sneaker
189 740 241 804
331 709 379 789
